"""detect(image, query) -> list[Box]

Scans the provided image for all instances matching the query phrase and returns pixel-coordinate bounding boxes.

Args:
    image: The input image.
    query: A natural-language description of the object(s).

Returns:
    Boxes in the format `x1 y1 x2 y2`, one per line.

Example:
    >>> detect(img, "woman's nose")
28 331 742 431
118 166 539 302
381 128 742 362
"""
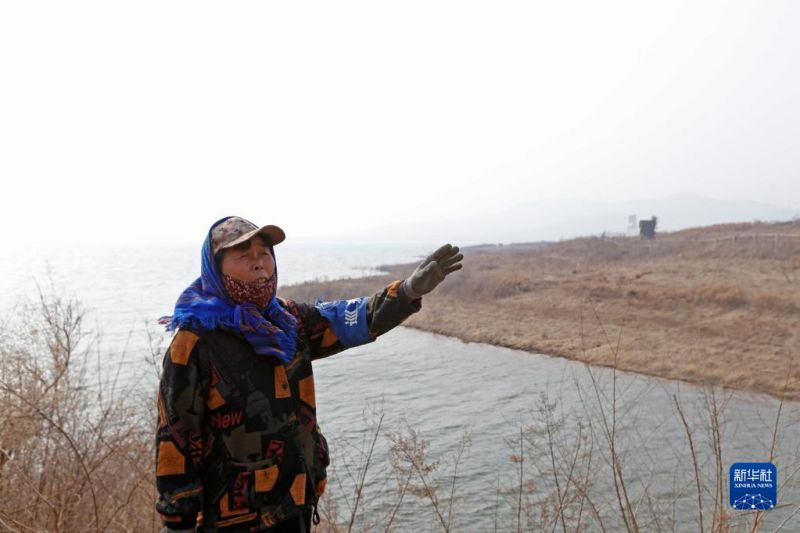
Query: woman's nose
253 254 272 272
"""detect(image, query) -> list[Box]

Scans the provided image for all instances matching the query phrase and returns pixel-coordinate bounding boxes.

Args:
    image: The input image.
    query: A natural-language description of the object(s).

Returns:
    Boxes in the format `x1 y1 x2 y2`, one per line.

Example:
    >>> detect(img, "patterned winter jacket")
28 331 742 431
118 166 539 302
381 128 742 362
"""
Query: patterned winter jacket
155 280 420 531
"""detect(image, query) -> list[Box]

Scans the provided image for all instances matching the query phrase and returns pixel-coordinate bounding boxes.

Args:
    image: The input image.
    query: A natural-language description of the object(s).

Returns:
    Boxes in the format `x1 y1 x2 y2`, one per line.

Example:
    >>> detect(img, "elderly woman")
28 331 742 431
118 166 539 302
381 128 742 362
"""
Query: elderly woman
155 216 462 532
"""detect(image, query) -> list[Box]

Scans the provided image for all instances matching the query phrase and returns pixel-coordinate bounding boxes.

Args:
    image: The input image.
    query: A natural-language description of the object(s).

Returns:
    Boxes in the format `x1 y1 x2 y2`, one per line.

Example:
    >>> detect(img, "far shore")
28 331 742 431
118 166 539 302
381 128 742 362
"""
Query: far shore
281 220 800 401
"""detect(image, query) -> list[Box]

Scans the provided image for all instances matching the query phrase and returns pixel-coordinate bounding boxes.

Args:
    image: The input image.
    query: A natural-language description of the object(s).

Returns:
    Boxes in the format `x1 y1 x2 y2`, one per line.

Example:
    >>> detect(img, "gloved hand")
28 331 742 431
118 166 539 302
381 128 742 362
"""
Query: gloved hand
401 244 463 299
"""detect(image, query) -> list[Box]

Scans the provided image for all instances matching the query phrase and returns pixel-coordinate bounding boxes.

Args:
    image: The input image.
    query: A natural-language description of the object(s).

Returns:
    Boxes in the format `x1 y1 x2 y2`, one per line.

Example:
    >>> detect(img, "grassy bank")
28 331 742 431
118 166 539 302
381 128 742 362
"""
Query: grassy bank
281 220 800 400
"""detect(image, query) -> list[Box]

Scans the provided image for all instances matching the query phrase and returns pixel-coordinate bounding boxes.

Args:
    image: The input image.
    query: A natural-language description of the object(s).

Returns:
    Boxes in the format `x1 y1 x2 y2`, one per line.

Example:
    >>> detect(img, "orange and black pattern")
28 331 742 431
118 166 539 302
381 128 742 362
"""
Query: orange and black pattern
155 280 420 531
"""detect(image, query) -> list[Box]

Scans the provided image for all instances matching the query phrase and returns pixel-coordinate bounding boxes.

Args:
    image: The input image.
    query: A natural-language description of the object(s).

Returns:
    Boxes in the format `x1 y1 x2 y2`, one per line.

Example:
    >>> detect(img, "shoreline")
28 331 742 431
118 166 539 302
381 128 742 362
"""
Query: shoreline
281 220 800 402
398 322 797 405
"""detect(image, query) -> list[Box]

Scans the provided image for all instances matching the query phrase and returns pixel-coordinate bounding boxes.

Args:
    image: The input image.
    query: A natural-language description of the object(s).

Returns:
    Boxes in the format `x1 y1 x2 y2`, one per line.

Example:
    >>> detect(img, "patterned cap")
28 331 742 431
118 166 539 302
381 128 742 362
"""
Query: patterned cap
210 216 286 256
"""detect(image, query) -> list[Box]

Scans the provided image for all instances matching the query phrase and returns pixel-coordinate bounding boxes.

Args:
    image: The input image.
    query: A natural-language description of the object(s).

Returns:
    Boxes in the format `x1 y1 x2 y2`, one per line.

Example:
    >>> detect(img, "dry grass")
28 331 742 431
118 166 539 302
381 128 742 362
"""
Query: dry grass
281 219 800 400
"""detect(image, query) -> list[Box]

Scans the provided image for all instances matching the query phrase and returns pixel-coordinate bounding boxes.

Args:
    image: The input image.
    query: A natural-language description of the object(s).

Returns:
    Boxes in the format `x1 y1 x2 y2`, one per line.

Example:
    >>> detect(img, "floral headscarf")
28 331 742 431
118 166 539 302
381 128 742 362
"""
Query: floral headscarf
159 216 297 363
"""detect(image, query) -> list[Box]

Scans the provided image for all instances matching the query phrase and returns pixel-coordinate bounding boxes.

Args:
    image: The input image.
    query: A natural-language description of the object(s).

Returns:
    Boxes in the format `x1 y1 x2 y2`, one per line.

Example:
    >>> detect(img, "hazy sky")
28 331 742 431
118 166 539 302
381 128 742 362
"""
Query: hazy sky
1 1 798 245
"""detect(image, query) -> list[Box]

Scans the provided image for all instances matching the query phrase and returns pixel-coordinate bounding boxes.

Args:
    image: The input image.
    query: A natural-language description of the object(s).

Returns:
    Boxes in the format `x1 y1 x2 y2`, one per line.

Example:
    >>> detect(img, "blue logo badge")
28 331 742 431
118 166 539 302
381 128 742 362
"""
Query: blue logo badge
730 462 777 510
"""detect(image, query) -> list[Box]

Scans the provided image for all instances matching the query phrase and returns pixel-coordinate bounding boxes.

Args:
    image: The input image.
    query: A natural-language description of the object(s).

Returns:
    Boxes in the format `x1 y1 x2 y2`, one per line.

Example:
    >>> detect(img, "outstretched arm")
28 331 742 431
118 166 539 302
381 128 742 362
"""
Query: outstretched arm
282 244 463 361
282 279 420 361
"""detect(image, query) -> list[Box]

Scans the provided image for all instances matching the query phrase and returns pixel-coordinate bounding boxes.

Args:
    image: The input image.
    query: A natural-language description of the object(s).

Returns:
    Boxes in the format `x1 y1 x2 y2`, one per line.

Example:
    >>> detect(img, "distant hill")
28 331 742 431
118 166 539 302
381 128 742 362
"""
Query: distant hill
338 194 798 245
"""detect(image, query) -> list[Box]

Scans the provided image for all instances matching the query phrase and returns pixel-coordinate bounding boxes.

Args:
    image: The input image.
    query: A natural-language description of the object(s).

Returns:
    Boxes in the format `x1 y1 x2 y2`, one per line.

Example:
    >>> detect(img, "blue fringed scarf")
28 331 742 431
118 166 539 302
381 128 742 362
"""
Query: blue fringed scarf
159 216 297 364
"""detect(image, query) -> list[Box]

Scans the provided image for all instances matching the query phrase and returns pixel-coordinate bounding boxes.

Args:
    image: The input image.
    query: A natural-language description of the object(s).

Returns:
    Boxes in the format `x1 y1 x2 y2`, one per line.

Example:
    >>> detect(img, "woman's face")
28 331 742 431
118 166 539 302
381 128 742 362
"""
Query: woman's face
219 235 276 283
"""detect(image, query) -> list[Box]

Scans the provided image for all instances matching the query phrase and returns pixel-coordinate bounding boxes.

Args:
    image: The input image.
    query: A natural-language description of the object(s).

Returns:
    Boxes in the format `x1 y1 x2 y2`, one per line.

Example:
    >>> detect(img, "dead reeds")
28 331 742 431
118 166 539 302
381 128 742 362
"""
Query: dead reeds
0 287 158 532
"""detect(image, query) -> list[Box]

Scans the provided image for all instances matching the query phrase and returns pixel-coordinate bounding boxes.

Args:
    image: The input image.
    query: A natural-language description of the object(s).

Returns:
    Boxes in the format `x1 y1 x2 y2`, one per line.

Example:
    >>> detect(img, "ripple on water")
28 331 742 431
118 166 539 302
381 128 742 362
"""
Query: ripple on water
315 327 800 531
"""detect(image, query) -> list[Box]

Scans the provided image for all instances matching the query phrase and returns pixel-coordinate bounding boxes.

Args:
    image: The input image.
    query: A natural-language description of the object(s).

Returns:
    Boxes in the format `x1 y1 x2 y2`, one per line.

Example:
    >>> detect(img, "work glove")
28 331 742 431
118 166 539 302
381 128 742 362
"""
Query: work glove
401 244 463 299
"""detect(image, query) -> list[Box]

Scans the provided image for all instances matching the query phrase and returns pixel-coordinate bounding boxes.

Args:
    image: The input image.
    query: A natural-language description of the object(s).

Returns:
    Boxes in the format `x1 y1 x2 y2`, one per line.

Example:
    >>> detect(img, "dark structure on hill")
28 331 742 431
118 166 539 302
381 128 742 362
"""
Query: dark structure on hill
639 216 658 240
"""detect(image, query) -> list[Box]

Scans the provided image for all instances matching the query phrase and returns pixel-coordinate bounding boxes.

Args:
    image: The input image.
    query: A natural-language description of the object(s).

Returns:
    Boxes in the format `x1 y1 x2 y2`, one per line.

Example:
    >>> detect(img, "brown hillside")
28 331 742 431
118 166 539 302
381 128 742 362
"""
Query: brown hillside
281 220 800 400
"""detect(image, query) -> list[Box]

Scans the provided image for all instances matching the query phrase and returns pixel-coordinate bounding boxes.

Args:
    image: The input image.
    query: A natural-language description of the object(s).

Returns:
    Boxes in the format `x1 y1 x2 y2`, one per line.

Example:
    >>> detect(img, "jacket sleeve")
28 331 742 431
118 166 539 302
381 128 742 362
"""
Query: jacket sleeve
155 329 207 530
282 279 422 361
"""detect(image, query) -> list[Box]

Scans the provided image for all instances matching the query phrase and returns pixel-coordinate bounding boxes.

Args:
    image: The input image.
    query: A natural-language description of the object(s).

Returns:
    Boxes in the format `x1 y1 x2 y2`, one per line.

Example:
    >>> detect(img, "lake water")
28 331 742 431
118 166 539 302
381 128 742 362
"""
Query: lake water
2 243 798 531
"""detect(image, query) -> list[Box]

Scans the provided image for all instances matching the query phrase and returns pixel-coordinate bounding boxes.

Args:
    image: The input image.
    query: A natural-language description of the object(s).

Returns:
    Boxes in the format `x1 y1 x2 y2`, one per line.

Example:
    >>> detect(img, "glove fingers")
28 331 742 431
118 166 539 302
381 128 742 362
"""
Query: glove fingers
413 245 462 294
419 244 449 268
439 245 459 261
430 244 454 262
440 253 463 269
443 263 463 275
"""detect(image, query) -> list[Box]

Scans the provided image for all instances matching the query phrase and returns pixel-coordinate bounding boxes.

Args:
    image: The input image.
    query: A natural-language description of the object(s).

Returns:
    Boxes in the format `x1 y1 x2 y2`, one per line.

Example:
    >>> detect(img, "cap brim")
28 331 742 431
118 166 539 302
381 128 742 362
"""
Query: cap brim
220 224 286 250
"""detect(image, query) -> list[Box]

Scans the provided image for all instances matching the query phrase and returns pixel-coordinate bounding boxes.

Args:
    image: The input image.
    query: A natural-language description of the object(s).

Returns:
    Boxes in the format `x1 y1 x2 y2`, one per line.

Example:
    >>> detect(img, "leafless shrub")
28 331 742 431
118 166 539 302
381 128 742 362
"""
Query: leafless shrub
0 286 159 532
387 422 471 532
